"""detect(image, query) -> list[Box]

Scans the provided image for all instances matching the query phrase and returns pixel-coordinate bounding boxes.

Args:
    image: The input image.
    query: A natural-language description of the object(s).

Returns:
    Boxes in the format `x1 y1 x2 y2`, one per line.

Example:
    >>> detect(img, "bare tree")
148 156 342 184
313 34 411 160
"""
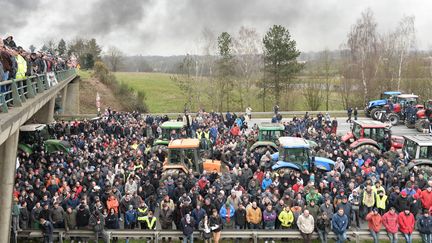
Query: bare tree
394 16 416 90
232 26 263 110
318 49 333 111
106 46 124 72
302 78 322 111
347 8 381 103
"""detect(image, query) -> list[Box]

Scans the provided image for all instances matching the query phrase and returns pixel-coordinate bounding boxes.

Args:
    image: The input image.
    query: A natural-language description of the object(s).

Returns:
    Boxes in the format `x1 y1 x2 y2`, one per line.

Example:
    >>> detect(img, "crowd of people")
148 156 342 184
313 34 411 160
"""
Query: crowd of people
12 108 432 243
0 35 77 103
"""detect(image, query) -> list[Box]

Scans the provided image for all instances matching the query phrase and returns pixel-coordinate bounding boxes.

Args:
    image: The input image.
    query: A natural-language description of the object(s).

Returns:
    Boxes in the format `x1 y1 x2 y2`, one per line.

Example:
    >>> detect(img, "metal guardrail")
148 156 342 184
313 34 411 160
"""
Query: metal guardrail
0 69 77 113
16 229 422 243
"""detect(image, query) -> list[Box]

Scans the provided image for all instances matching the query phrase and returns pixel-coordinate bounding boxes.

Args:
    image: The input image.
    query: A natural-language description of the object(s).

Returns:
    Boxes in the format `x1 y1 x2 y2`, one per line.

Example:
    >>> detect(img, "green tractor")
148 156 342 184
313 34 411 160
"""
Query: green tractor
249 123 285 154
152 121 186 153
19 124 70 154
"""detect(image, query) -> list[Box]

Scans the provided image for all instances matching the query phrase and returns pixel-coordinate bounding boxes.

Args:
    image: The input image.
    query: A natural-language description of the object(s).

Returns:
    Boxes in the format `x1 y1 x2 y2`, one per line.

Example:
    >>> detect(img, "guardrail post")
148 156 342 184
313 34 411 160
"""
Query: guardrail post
253 232 258 243
0 93 8 113
59 231 64 243
11 80 22 107
43 74 50 90
106 231 111 243
154 231 159 243
353 231 360 243
37 75 44 93
26 78 36 98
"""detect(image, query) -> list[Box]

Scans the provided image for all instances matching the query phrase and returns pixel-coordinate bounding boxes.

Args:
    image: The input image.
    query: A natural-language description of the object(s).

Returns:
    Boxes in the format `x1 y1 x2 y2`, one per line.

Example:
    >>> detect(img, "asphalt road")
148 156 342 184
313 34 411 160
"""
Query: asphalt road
248 117 422 137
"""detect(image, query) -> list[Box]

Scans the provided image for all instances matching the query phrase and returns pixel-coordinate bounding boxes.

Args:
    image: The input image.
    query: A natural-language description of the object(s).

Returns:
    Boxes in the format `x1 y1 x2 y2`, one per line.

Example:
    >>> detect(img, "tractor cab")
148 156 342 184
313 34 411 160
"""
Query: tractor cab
366 91 401 118
342 120 403 155
163 139 225 178
412 100 432 132
271 137 335 174
250 123 284 153
402 135 432 174
154 121 186 146
388 94 420 113
19 124 70 154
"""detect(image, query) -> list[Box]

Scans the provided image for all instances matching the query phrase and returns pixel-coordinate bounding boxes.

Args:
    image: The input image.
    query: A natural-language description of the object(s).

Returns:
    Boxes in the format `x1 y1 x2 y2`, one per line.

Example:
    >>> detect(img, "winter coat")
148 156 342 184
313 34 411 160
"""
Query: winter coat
417 215 432 234
398 212 415 234
261 178 272 190
125 209 138 226
316 215 330 232
246 206 262 224
320 204 334 217
76 208 90 227
159 208 174 229
332 213 348 234
191 208 206 228
382 211 399 234
297 214 315 234
64 210 77 231
210 215 222 232
220 205 235 225
50 207 65 224
278 209 294 227
181 218 196 236
365 212 382 232
235 208 247 227
420 190 432 210
395 195 410 212
263 209 277 228
105 213 119 229
89 211 105 233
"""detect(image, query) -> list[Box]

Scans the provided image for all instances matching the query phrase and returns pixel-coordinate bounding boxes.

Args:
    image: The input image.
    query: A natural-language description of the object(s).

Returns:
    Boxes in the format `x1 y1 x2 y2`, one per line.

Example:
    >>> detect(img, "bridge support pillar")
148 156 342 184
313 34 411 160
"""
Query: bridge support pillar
64 78 80 115
32 97 55 124
59 85 68 114
0 130 19 243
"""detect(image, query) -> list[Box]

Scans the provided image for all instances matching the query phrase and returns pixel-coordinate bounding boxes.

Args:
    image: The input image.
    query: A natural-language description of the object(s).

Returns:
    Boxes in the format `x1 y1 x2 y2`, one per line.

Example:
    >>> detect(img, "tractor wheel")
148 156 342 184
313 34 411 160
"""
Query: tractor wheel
365 109 371 117
405 120 415 129
370 108 381 120
353 144 381 156
415 119 429 132
387 113 400 126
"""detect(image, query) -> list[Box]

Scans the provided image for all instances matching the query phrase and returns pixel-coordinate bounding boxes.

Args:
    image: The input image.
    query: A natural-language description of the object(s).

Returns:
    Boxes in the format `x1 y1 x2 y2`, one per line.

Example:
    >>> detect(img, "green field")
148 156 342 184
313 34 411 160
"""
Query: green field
75 71 346 113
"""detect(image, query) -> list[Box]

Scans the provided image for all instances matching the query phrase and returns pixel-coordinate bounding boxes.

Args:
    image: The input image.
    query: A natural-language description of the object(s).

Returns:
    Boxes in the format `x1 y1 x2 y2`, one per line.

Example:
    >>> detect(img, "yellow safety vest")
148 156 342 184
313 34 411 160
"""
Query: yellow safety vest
137 207 148 221
144 216 157 229
376 195 387 209
203 131 210 140
196 131 203 139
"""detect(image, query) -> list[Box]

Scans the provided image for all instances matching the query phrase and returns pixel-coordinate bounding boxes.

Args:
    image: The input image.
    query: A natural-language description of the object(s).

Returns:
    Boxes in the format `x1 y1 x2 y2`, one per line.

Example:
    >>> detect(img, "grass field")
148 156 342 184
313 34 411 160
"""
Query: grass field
77 71 346 113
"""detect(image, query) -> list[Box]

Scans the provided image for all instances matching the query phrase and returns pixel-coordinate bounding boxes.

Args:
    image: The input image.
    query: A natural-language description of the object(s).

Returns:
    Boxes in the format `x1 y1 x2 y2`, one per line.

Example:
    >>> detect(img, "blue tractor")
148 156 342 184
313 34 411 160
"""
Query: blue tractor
365 91 401 119
270 137 335 175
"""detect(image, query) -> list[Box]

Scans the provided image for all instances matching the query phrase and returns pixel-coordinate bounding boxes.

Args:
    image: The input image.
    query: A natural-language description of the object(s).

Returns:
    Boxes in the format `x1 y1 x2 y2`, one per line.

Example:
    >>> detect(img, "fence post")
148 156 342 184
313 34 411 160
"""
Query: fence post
0 92 8 113
26 78 36 98
106 231 111 243
154 231 159 243
353 231 360 243
253 232 258 243
11 80 22 107
43 74 50 90
59 231 64 243
37 75 44 93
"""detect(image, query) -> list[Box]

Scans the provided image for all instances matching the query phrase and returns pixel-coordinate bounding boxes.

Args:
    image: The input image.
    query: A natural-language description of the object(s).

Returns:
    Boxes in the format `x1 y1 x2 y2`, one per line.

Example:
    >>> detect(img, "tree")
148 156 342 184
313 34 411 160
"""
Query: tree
302 79 322 111
233 26 263 110
216 32 236 112
106 46 124 72
40 44 49 52
86 38 102 61
263 25 303 107
29 45 36 53
347 8 380 103
172 54 196 110
57 39 67 56
394 16 416 90
319 49 333 111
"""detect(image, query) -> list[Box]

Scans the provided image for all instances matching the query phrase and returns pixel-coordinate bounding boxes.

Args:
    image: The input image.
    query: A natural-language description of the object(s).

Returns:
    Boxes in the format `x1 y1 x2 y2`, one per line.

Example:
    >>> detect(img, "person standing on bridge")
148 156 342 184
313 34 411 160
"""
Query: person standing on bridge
398 209 415 243
39 217 54 243
297 209 315 243
366 208 382 243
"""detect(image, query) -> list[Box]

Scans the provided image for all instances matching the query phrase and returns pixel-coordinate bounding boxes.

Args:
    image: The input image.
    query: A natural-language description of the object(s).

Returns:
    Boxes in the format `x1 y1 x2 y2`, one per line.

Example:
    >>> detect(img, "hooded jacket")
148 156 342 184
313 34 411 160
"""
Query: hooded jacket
417 215 432 234
297 214 315 234
278 209 294 227
398 212 415 234
246 206 262 224
420 189 432 210
365 212 382 232
382 211 399 234
332 213 348 234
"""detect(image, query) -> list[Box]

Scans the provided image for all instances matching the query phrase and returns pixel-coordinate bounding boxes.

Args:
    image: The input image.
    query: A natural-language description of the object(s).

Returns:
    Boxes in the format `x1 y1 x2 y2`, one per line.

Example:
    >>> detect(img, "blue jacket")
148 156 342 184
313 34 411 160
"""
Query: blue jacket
125 209 137 226
332 213 348 234
191 208 206 227
417 215 432 234
219 205 235 224
262 178 273 190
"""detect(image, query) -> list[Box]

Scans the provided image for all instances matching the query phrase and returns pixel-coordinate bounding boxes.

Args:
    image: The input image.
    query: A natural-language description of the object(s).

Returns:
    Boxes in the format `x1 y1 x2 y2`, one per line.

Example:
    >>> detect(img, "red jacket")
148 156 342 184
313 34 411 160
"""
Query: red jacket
382 211 398 234
398 212 415 234
420 190 432 210
366 212 382 232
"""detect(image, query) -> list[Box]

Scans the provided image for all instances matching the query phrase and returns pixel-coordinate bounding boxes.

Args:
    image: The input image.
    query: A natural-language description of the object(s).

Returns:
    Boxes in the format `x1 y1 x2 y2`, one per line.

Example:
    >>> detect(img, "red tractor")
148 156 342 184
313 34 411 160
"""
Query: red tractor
413 100 432 132
342 120 404 155
381 94 423 126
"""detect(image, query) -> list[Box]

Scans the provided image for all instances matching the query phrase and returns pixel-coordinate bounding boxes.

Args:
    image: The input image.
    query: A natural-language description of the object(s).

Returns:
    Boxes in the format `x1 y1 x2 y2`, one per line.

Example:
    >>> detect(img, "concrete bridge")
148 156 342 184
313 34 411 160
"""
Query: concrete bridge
0 69 79 242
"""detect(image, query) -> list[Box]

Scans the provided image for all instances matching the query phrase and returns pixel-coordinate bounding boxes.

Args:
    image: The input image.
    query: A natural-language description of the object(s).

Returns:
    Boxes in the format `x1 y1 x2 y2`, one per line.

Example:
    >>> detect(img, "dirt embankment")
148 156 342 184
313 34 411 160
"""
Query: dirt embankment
79 77 125 114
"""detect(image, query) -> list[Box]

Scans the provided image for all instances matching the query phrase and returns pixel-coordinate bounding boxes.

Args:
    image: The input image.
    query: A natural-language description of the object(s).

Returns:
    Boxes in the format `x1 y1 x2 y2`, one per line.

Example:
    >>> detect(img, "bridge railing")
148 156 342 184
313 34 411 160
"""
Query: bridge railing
16 229 422 243
0 69 77 113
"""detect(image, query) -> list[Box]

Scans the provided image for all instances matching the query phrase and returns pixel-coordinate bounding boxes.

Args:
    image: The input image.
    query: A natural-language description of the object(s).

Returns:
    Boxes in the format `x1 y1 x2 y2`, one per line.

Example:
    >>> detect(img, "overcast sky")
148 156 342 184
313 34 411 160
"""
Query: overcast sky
1 0 431 56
